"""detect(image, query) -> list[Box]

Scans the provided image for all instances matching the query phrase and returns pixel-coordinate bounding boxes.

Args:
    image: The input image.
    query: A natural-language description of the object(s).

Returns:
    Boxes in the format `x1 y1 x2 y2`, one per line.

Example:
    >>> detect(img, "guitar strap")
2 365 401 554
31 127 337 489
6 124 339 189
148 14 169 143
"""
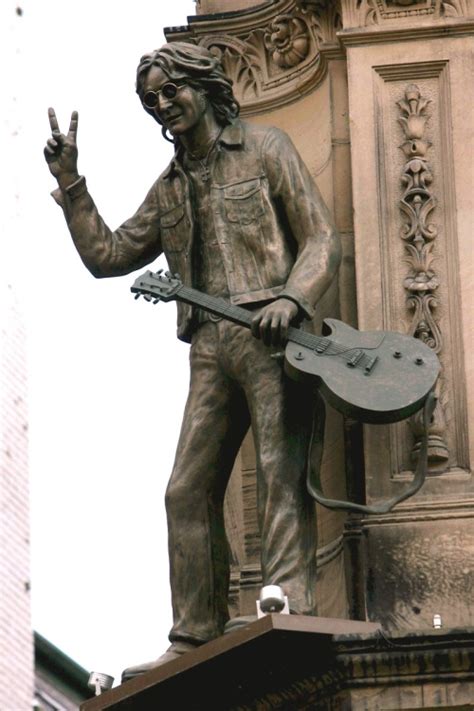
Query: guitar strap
306 389 437 515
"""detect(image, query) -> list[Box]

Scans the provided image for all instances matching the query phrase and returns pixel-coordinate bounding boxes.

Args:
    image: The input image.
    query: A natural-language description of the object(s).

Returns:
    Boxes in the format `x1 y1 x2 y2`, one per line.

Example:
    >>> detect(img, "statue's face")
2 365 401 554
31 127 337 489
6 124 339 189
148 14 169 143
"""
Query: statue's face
142 65 208 136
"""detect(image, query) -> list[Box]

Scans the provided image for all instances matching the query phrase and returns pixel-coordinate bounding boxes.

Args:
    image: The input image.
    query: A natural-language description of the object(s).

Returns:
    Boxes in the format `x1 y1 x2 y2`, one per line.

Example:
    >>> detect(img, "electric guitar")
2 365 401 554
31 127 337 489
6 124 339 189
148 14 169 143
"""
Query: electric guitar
131 270 440 425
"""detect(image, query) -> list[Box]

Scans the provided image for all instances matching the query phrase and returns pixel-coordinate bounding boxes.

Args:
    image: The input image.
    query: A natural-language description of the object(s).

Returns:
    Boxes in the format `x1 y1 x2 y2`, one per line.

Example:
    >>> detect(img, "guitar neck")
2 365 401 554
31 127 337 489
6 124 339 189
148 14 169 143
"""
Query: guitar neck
176 285 325 351
177 285 253 328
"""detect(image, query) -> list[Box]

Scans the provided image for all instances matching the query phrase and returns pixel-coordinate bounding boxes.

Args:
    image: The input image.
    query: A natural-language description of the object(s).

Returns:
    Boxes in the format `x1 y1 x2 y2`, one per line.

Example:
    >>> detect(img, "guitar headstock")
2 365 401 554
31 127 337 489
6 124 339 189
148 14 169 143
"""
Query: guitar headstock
131 270 183 303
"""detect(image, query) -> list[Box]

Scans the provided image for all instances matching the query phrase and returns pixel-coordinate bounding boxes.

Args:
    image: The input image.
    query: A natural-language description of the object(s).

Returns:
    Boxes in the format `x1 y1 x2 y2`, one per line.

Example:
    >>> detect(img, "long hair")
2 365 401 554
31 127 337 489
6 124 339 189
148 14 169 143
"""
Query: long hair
136 42 240 140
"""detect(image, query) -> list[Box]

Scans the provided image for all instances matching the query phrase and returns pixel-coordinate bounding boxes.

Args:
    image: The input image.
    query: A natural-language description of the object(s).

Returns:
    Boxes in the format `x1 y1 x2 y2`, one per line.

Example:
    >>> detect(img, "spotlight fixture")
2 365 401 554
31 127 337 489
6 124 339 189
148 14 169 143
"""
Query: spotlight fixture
88 671 114 696
257 584 290 618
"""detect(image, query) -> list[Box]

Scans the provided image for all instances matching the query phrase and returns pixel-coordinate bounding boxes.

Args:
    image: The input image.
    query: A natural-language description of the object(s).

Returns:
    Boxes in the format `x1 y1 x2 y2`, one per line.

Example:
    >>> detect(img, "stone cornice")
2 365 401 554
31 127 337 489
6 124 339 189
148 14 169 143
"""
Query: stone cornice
184 0 291 35
165 0 343 116
333 626 474 689
339 16 474 45
342 496 474 529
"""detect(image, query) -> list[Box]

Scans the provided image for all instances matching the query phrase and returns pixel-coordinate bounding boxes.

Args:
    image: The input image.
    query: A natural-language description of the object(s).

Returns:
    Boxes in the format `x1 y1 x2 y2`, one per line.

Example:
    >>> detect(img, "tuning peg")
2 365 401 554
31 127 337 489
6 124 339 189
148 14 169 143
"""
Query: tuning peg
134 293 141 300
143 294 153 302
165 270 172 278
153 298 160 304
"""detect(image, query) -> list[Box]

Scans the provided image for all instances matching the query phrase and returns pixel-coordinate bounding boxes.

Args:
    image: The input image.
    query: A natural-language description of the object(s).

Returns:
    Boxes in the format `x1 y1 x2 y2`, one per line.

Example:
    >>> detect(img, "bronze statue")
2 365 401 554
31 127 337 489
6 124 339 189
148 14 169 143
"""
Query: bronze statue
44 42 341 680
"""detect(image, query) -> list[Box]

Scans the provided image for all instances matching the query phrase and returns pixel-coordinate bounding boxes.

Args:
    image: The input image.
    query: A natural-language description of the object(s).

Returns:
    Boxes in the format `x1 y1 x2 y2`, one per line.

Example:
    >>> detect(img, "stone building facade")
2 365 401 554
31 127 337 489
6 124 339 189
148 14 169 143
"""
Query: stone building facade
165 0 474 706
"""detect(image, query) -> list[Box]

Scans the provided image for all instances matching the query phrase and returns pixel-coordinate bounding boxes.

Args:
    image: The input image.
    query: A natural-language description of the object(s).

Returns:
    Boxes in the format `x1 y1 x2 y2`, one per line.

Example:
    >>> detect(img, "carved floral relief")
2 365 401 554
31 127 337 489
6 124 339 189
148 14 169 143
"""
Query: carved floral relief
397 84 449 463
264 14 310 68
166 0 342 114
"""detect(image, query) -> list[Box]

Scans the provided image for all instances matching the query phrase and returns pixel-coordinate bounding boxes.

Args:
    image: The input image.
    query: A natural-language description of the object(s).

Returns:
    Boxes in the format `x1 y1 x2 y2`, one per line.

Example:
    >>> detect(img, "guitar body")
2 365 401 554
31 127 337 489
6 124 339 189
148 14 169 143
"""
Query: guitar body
284 319 440 424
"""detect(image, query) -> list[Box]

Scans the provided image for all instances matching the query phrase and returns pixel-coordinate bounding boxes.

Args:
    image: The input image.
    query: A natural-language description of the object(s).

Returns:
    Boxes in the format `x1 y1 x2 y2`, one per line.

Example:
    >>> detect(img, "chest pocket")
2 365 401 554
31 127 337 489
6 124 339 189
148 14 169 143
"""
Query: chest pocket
223 178 265 226
160 203 187 252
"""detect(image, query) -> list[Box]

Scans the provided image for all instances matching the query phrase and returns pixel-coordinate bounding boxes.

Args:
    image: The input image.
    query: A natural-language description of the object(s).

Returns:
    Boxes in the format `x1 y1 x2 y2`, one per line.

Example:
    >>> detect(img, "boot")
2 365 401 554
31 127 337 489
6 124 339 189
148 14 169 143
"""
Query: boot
121 640 196 683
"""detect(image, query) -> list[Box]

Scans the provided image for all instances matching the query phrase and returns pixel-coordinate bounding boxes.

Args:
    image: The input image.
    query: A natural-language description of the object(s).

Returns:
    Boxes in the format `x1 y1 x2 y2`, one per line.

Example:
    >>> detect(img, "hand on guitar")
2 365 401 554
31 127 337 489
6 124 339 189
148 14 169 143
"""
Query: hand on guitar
44 107 80 191
251 298 299 346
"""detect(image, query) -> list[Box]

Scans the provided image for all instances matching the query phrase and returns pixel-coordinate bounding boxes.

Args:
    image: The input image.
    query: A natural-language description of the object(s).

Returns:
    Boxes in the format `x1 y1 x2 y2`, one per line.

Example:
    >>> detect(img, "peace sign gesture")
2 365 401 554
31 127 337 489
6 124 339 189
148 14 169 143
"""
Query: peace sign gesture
44 108 80 186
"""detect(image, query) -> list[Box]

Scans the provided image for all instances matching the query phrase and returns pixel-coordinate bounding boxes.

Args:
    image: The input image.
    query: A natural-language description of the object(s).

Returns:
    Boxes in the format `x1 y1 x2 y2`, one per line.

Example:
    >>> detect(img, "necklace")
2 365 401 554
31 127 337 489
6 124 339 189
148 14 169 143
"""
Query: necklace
186 128 223 182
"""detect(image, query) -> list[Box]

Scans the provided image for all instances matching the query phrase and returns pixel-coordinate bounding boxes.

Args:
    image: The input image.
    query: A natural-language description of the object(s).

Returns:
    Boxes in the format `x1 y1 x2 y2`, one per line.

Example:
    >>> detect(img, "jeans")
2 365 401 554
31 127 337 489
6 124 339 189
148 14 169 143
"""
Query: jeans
165 319 318 645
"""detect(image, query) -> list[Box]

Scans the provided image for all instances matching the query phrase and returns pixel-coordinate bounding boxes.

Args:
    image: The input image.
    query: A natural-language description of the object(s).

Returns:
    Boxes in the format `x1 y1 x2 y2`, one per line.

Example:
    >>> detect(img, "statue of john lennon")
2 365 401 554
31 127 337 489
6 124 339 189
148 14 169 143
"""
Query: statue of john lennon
44 42 341 680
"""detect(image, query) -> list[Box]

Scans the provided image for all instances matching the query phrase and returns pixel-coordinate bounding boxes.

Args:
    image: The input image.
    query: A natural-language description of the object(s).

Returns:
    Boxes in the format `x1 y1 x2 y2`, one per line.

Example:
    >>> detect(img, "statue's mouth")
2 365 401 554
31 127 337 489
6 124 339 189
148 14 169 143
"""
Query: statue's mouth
165 112 183 125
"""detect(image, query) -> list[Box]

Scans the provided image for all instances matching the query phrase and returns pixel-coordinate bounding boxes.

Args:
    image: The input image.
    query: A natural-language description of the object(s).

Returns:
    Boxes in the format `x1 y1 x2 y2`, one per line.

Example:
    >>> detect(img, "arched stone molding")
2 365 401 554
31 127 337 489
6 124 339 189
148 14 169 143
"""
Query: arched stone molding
165 0 343 115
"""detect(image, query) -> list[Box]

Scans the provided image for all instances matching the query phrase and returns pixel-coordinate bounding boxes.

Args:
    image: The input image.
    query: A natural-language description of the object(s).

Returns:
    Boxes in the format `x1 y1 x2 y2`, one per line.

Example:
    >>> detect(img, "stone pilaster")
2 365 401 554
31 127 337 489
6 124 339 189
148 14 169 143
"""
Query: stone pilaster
339 0 474 630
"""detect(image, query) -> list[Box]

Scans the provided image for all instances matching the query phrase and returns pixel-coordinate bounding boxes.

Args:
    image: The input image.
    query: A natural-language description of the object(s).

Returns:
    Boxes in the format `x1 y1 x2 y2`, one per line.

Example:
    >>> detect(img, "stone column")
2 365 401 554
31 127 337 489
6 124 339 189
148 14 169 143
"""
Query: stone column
339 0 474 630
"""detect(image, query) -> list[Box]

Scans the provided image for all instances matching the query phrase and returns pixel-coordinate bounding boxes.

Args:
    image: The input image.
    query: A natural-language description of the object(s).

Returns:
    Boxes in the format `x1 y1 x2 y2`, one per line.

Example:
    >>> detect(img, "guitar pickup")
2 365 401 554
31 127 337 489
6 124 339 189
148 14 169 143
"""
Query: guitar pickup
314 340 330 354
346 349 364 368
364 355 379 375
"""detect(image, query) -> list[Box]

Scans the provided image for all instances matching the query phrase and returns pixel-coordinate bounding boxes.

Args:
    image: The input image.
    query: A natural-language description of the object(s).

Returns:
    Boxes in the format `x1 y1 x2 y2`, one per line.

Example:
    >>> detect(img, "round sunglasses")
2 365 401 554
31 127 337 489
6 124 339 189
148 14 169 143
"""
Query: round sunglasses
142 82 185 110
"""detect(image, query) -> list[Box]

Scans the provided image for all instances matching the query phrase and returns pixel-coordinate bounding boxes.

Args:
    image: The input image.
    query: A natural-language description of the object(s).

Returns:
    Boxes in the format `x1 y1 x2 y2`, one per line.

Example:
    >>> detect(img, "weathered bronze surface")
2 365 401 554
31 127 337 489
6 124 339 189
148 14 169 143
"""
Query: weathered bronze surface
45 42 341 673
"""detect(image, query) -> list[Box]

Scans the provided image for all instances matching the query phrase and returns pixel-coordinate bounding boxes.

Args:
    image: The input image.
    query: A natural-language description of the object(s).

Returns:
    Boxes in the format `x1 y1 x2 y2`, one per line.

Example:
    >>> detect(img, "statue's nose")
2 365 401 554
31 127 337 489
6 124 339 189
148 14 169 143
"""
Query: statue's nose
157 92 173 114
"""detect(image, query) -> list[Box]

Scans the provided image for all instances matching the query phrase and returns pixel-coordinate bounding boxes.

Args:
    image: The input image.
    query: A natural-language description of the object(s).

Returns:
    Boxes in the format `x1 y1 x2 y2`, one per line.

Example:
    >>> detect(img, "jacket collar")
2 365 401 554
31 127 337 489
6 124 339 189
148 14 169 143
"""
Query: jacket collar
162 120 243 179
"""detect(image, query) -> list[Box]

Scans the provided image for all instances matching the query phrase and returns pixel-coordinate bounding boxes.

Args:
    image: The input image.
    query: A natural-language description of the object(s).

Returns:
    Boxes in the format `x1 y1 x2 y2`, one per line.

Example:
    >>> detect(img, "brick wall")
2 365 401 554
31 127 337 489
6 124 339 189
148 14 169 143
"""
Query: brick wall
1 284 34 710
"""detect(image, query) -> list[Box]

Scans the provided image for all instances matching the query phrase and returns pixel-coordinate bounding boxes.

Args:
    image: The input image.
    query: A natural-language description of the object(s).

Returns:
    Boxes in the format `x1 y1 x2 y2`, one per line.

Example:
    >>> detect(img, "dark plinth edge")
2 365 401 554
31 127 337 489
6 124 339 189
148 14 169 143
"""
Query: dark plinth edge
80 616 379 711
80 618 474 711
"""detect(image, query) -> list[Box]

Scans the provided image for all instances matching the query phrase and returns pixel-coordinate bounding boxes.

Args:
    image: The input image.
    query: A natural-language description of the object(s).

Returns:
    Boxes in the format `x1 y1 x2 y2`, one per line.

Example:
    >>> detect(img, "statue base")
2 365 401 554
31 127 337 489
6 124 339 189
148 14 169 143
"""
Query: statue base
80 615 474 710
80 615 378 710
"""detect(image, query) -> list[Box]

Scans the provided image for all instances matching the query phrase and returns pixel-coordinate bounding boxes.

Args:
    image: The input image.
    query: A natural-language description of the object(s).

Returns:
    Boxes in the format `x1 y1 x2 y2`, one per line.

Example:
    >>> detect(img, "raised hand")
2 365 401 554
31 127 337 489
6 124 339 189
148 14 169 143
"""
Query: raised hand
44 108 79 187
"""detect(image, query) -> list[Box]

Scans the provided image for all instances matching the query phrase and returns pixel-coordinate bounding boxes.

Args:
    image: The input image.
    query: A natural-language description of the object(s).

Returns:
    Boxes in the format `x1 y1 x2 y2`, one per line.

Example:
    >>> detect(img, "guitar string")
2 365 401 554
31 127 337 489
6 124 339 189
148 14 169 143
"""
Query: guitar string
147 281 376 361
143 280 387 373
177 285 364 357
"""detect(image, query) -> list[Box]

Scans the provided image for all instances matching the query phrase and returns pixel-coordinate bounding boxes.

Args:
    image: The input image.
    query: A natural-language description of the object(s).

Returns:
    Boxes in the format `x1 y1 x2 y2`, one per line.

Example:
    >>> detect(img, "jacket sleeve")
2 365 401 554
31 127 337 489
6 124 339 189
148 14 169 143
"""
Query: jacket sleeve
51 176 163 278
261 128 341 318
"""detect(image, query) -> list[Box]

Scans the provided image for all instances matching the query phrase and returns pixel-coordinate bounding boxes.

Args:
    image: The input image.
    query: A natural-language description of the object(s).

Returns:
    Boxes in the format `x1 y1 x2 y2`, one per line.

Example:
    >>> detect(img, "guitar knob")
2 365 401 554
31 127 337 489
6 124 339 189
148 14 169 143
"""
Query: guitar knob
415 357 424 365
393 351 402 359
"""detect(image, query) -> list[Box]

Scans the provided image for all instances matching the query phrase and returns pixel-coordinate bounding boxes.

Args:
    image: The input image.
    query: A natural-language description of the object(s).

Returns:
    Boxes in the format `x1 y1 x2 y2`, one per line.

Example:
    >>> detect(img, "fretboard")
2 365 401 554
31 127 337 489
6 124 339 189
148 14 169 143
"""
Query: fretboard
176 285 331 352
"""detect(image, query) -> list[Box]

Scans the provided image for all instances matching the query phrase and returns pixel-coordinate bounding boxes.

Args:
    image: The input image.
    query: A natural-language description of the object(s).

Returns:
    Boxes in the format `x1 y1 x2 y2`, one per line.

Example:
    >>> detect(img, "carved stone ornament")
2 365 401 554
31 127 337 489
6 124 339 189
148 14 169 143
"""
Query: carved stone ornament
397 84 449 464
165 0 343 115
339 0 469 27
264 14 310 68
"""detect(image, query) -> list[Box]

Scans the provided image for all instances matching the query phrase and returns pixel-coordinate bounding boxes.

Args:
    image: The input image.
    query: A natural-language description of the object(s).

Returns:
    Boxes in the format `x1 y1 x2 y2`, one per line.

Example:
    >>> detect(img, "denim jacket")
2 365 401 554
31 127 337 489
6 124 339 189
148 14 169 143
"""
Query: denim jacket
53 120 341 342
